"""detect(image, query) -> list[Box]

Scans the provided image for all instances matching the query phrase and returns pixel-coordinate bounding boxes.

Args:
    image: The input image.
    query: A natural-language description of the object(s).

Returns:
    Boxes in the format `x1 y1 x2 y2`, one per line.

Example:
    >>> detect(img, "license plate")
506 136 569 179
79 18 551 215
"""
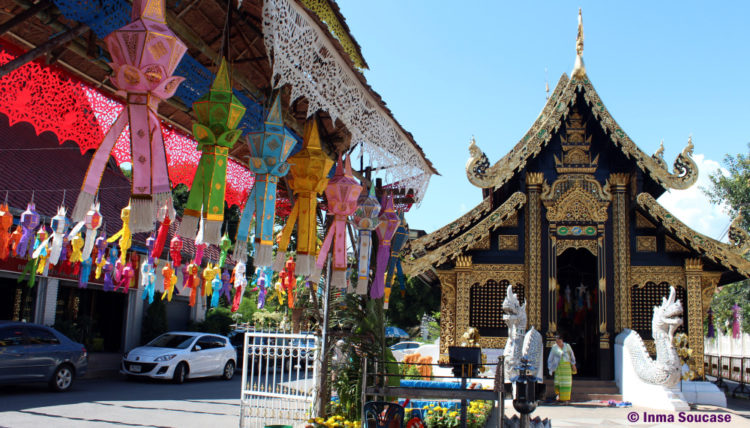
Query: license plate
130 364 142 373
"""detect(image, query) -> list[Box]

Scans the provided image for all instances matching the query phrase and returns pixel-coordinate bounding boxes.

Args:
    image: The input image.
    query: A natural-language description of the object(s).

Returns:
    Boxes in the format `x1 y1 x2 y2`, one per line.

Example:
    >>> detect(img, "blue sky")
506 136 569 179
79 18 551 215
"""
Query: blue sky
337 1 750 239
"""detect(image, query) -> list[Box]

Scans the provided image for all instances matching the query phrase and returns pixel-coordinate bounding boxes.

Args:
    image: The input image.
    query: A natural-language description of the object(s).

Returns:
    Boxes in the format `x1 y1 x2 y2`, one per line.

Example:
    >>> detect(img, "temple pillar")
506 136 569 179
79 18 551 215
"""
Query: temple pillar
610 173 631 333
437 269 457 362
525 172 543 331
685 258 704 377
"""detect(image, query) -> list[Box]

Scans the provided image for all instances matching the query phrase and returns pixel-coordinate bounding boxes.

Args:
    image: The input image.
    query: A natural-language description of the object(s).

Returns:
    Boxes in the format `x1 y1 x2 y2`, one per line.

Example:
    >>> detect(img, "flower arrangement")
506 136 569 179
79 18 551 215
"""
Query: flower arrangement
420 400 492 428
307 415 360 428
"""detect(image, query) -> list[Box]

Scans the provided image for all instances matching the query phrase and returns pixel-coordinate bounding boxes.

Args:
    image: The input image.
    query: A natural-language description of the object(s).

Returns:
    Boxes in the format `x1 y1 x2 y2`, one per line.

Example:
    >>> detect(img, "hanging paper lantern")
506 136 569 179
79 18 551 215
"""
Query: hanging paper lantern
17 203 41 259
707 308 715 339
79 258 93 289
384 214 409 306
94 232 108 279
219 234 231 268
202 263 216 300
152 205 171 261
280 257 297 308
69 233 84 264
312 155 362 289
118 261 135 294
274 119 334 276
0 203 13 260
185 263 200 307
732 303 742 339
9 225 22 258
193 218 207 265
371 193 400 300
46 207 69 266
170 235 183 267
234 94 297 266
221 269 232 303
210 266 223 308
141 260 156 303
161 263 177 301
26 227 49 284
72 0 188 231
179 58 246 244
231 261 247 312
146 233 156 265
107 204 132 264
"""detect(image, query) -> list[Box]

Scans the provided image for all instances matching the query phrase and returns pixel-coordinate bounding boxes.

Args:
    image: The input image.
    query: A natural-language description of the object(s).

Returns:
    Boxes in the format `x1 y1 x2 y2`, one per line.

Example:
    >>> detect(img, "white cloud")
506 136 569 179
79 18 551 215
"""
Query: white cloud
657 154 730 241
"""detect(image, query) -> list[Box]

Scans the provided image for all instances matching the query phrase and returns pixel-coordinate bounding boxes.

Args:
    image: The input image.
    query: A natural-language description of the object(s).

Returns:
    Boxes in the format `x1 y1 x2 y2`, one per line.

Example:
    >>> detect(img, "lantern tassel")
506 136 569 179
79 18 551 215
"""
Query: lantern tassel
178 214 200 239
129 197 154 232
234 186 256 262
71 191 96 223
204 220 223 248
371 242 391 299
154 192 175 221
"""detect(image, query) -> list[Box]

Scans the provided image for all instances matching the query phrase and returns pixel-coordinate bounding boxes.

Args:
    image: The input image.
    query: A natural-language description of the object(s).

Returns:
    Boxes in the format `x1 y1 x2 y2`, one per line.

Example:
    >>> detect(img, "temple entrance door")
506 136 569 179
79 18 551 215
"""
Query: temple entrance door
556 248 599 377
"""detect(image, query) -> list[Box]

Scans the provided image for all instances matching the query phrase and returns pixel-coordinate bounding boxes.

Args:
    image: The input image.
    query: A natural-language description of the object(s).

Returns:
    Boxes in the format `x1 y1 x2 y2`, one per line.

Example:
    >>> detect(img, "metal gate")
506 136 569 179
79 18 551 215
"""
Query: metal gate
240 331 319 427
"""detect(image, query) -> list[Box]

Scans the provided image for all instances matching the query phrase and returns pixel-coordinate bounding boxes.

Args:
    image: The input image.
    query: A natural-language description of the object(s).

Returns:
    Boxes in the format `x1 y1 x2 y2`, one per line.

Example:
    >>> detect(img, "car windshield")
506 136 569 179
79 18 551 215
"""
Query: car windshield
146 334 194 349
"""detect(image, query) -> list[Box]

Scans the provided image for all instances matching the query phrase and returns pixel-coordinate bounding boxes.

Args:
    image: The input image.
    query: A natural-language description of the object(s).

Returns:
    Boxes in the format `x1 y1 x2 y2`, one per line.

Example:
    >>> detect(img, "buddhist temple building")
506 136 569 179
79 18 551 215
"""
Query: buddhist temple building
404 12 750 380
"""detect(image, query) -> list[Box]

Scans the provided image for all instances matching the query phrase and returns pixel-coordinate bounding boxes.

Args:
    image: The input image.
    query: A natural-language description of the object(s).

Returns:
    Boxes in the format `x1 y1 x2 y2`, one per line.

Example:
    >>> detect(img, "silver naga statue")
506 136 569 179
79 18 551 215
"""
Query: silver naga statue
502 284 544 381
621 286 683 386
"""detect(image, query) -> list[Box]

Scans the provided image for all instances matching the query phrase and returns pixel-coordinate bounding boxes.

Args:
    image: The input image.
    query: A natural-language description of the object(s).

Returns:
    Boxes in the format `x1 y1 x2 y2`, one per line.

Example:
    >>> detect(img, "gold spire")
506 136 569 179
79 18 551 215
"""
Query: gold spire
573 8 586 78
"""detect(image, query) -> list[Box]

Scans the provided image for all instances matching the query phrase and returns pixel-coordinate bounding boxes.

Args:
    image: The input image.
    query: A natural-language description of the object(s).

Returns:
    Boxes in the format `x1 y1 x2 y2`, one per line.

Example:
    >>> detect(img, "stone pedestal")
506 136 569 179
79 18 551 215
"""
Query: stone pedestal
679 381 727 407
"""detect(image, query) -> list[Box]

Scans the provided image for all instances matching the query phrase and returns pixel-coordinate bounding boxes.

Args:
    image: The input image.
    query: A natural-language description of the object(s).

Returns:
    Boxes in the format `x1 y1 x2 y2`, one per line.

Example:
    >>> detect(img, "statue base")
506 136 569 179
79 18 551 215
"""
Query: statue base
679 380 727 407
614 335 689 411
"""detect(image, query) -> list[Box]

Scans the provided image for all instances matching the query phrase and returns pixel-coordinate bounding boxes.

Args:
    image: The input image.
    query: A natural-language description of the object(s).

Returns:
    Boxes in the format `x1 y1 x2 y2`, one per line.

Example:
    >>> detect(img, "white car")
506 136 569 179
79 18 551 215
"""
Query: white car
121 332 237 383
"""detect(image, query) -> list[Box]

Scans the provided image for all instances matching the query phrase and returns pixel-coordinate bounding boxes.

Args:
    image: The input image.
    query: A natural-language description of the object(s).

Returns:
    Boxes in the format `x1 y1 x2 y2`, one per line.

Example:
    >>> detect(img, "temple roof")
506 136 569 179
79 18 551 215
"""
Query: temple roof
465 71 698 194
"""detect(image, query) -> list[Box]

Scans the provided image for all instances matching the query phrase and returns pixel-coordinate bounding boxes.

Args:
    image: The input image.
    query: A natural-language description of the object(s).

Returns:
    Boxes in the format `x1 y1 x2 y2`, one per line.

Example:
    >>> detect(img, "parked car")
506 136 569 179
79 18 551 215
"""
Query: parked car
0 321 88 392
121 332 236 383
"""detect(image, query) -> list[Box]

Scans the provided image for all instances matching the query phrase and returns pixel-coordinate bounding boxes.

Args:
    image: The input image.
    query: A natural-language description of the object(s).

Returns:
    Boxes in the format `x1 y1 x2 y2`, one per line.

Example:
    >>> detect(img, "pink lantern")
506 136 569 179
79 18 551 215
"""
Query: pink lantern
371 193 400 299
313 155 362 289
72 0 188 232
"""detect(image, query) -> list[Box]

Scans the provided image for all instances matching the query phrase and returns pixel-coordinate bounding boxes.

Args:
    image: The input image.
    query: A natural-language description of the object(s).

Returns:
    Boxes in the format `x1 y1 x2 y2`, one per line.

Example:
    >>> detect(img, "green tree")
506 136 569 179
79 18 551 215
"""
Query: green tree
141 297 168 344
386 276 440 330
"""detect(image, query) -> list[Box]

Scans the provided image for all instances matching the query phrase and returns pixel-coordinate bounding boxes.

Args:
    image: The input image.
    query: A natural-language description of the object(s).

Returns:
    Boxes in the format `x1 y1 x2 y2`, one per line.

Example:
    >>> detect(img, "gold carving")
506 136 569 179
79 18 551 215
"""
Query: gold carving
609 172 630 188
498 235 519 251
456 255 473 269
555 109 598 174
556 238 597 256
637 192 750 277
470 235 490 251
466 73 698 191
636 212 656 229
526 180 543 330
437 270 457 357
665 236 689 253
636 236 657 252
404 192 527 277
500 213 518 227
631 265 686 288
455 264 526 345
600 332 610 349
526 172 545 186
685 259 704 376
542 174 611 223
700 273 720 315
728 211 750 255
613 181 631 331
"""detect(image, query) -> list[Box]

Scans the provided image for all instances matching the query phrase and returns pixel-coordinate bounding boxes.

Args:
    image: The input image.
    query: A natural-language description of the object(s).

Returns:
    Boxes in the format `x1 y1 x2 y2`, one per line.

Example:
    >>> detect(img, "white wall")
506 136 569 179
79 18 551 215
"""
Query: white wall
704 331 750 357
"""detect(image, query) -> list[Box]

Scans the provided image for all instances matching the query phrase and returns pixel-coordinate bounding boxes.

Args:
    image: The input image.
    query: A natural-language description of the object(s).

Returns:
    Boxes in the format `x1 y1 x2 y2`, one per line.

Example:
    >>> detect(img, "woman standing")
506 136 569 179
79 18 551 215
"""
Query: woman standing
547 333 577 402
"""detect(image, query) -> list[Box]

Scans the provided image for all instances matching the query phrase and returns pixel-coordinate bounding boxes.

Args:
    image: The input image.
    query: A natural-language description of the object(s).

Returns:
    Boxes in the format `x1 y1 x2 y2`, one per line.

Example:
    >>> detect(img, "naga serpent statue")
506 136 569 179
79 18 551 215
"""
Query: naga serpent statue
621 286 683 386
502 284 544 381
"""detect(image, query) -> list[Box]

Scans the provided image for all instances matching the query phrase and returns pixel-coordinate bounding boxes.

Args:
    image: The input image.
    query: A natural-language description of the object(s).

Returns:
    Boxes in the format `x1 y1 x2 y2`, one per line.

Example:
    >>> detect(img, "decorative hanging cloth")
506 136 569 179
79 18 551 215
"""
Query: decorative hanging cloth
353 186 380 295
370 193 400 300
0 204 13 260
94 232 108 279
707 308 715 339
280 257 297 308
69 203 102 262
17 203 40 259
234 94 296 265
47 207 69 266
162 263 177 301
152 206 171 261
221 269 232 302
71 0 188 231
732 303 742 339
273 119 334 276
107 204 131 264
312 155 362 289
194 218 207 266
102 250 116 292
170 235 183 267
231 261 247 312
179 58 246 245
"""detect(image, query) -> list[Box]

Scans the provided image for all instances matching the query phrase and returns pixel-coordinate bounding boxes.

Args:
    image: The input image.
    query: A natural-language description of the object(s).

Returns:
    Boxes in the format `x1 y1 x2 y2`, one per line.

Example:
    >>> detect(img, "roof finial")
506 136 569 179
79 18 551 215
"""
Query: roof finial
573 8 586 78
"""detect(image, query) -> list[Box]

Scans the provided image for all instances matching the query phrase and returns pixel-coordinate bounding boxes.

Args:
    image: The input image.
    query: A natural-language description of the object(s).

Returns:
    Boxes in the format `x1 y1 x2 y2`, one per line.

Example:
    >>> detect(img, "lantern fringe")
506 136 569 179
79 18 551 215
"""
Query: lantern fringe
154 192 175 221
233 243 247 263
355 278 367 295
178 214 199 238
331 269 346 290
203 220 222 246
308 264 322 285
296 254 315 277
272 252 287 272
130 198 154 233
71 191 96 223
255 243 273 267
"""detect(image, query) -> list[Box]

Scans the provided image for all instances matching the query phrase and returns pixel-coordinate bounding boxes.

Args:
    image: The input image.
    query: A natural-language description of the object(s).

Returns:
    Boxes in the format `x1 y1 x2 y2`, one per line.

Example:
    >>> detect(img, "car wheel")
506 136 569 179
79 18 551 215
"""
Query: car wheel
173 362 188 384
49 364 74 392
222 360 235 380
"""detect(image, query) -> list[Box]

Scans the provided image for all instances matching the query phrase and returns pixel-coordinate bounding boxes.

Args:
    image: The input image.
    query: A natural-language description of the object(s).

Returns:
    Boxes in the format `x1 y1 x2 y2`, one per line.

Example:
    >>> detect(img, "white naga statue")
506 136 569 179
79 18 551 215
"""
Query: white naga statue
502 284 543 381
621 286 683 386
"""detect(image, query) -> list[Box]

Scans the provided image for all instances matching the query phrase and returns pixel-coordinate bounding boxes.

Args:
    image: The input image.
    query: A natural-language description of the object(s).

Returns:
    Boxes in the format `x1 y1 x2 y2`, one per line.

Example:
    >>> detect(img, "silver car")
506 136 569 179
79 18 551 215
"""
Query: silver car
0 321 88 392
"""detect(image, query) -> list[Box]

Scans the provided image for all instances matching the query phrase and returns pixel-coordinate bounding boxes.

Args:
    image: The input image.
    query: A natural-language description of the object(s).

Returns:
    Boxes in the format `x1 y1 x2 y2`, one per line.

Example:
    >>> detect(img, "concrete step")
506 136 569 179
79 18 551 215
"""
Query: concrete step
543 379 622 402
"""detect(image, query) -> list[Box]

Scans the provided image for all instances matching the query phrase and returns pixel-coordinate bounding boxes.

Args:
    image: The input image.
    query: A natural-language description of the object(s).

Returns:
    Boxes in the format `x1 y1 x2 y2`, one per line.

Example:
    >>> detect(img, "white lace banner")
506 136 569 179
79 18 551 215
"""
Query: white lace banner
262 0 432 202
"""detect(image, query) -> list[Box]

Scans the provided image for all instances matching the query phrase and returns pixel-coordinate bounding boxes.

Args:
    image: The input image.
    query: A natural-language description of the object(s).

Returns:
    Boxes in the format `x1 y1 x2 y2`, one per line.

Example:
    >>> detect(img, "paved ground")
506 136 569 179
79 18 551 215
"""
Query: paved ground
0 376 242 428
2 374 750 427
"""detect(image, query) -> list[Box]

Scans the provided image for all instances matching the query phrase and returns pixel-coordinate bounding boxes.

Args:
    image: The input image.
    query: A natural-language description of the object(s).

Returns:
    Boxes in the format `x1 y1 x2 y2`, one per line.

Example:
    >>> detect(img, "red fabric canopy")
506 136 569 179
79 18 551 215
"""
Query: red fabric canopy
0 45 254 208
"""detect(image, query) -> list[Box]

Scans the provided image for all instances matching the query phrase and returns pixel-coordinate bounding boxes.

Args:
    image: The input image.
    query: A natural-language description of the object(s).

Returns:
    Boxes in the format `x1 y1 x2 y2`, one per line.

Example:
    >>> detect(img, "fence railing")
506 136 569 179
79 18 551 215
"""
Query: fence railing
703 353 750 397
